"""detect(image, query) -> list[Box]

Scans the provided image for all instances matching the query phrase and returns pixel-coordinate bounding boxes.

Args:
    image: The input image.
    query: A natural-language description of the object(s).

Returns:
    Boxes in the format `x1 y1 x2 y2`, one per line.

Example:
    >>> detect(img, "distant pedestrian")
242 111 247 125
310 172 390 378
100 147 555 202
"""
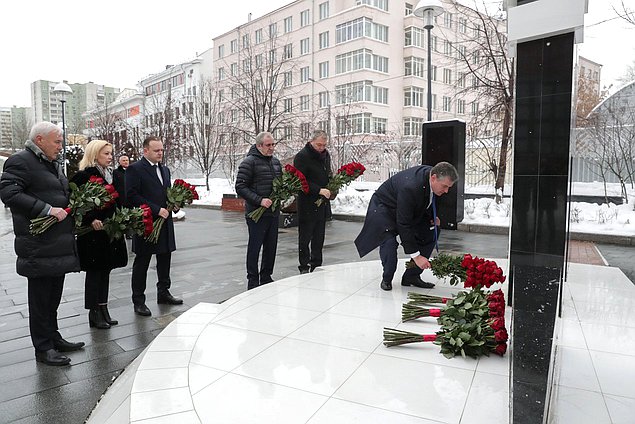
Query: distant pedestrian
126 136 182 317
112 154 129 207
293 130 333 273
0 122 84 366
354 162 459 291
235 132 282 289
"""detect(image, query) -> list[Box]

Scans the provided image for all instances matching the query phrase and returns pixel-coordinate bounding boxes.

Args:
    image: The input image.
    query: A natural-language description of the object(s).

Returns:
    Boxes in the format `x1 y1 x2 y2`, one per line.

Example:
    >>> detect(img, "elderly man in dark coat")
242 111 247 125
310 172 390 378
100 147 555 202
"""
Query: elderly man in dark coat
354 162 459 291
235 131 283 289
0 121 83 366
112 154 129 207
293 130 333 274
126 136 181 317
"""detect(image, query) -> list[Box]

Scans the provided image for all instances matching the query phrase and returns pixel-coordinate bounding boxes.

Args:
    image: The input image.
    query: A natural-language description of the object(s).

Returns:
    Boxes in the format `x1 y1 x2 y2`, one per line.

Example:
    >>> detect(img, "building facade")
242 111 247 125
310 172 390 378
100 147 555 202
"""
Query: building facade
212 0 508 181
31 80 121 134
0 108 12 150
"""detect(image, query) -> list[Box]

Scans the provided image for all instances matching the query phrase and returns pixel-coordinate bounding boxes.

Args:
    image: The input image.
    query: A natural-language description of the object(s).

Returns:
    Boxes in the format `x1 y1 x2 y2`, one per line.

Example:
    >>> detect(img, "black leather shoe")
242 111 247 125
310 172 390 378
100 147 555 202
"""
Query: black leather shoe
380 280 393 291
401 277 435 289
134 304 152 316
35 349 71 366
157 292 183 305
53 338 85 352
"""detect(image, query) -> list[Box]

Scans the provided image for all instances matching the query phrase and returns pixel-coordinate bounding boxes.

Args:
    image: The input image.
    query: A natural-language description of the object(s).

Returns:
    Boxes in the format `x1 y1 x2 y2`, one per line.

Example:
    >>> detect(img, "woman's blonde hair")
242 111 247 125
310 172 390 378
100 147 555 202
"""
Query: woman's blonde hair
79 140 112 170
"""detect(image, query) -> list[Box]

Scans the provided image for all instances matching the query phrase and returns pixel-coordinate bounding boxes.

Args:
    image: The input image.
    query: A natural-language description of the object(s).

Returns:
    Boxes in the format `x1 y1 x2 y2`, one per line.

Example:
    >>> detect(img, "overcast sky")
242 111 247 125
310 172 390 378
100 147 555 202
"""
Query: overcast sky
0 0 632 107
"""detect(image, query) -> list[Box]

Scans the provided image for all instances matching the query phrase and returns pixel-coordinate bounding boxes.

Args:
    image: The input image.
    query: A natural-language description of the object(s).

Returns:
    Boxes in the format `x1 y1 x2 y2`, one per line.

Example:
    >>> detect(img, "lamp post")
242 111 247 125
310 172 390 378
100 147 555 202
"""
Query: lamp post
414 0 444 122
53 82 73 173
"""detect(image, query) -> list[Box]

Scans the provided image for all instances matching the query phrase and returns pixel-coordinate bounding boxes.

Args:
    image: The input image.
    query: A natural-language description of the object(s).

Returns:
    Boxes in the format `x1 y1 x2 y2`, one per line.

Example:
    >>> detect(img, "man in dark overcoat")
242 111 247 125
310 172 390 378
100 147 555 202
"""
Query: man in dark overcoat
354 162 459 291
235 131 283 289
0 121 84 366
293 130 333 273
112 154 129 207
126 136 182 316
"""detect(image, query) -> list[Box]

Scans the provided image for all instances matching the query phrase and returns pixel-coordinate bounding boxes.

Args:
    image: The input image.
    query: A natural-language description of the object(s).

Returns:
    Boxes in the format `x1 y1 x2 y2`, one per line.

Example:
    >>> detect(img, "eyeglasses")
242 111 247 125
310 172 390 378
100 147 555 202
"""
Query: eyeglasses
263 143 276 147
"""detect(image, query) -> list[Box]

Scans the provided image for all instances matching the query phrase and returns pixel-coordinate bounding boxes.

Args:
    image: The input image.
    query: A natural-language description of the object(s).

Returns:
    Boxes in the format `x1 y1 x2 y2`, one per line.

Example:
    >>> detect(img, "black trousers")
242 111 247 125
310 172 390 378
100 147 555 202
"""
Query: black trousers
298 215 326 272
379 229 439 283
27 275 65 352
131 252 171 306
84 269 110 309
246 215 279 290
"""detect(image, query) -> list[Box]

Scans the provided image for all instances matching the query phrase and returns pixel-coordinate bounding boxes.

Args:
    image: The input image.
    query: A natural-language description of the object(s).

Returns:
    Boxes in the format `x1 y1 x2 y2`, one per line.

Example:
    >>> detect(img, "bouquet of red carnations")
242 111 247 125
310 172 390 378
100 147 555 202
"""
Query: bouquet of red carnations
29 175 118 235
315 161 366 206
146 179 199 243
248 164 309 223
75 204 154 241
406 252 506 289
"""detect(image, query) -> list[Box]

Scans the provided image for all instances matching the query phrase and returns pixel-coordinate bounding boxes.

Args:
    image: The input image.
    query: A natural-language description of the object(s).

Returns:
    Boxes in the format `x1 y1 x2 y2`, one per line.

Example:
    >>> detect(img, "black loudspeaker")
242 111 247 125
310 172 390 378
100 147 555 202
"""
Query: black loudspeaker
422 120 465 230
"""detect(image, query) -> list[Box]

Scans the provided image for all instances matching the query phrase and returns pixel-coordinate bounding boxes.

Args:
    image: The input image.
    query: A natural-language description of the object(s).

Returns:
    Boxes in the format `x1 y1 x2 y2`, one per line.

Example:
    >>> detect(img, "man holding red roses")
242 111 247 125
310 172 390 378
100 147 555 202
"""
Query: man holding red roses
235 132 282 290
355 162 459 291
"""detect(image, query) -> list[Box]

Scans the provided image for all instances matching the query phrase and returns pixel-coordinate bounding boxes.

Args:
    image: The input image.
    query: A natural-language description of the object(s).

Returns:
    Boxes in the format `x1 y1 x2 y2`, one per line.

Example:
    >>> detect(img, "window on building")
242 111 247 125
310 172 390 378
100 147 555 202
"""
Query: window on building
458 17 467 33
284 71 293 87
319 61 329 78
403 117 424 136
356 0 388 11
231 63 238 76
471 101 480 115
458 72 466 88
319 2 329 19
218 67 225 81
335 80 388 104
336 17 388 44
457 99 465 114
300 9 310 27
300 94 310 111
431 65 437 81
457 45 466 59
242 34 250 48
443 68 452 84
444 12 453 28
301 123 311 138
404 86 424 107
283 43 293 59
255 53 263 67
269 49 277 64
300 38 310 54
255 29 263 43
319 91 329 108
404 26 424 47
443 40 453 56
404 56 425 77
300 66 310 83
230 39 238 54
243 58 251 72
284 16 293 33
284 98 293 113
218 44 225 58
405 3 413 15
431 35 438 52
269 23 277 38
319 31 329 49
335 48 388 74
374 117 387 134
442 96 451 112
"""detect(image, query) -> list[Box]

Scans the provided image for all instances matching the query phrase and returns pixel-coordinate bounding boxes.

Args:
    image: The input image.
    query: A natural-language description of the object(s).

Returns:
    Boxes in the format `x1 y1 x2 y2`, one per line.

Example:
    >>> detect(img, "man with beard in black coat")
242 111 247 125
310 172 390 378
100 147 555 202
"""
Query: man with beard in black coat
293 130 333 274
0 122 84 366
355 162 459 291
235 132 282 289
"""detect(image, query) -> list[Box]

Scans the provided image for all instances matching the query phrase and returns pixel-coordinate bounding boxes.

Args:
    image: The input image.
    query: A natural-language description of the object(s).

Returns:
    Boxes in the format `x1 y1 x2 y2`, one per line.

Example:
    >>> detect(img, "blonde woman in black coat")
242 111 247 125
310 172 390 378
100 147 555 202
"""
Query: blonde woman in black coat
71 140 128 329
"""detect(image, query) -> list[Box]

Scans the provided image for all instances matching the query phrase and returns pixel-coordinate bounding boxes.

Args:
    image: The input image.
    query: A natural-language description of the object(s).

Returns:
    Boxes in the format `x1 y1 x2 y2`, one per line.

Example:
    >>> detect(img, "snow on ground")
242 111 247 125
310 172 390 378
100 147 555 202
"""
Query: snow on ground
186 178 635 236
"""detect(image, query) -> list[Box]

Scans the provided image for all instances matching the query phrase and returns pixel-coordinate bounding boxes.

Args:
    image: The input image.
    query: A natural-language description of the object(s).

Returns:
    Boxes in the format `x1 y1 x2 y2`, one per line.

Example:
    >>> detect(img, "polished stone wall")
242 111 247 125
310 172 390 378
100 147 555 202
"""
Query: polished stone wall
509 32 574 424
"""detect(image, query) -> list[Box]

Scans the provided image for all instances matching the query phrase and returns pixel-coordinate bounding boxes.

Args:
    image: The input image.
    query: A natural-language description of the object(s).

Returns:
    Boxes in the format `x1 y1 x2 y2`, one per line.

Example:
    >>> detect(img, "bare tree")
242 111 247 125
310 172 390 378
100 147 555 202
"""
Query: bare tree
144 88 182 169
86 101 125 147
221 26 303 141
576 76 607 126
182 78 226 190
614 0 635 26
220 131 249 188
11 111 32 152
451 1 513 203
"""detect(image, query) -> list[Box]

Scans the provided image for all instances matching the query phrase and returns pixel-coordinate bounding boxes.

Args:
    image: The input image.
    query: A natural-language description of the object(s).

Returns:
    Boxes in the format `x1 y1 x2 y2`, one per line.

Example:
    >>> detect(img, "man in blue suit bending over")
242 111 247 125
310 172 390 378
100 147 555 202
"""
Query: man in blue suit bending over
354 162 459 291
126 136 183 316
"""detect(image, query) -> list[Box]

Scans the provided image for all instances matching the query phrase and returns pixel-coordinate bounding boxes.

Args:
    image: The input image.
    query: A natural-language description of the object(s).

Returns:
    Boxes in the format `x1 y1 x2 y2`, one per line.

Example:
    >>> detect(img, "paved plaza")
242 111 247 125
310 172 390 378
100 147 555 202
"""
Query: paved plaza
0 206 632 423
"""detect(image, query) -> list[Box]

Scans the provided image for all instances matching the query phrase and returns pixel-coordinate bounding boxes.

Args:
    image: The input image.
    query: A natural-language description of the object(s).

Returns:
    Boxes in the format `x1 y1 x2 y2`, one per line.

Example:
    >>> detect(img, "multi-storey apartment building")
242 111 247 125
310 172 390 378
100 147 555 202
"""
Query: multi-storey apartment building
212 0 507 180
31 80 120 133
0 107 12 150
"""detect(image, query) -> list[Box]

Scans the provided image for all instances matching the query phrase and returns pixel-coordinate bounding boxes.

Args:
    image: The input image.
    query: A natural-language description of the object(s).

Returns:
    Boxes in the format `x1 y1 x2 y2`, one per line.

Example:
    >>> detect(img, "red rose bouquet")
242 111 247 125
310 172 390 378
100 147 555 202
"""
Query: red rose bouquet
316 161 366 206
76 204 154 240
405 252 505 289
248 164 309 223
146 179 199 243
29 175 118 235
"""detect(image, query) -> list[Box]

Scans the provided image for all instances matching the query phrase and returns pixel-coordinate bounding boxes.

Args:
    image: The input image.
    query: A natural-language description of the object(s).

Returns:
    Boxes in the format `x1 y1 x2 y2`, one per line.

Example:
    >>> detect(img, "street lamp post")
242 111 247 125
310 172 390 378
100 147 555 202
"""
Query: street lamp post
414 0 444 122
53 82 73 173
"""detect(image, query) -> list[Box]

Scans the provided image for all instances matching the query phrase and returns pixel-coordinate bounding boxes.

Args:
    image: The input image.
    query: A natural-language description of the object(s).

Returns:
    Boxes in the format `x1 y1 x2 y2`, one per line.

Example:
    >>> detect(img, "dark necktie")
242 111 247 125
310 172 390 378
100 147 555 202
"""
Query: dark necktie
432 193 439 254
